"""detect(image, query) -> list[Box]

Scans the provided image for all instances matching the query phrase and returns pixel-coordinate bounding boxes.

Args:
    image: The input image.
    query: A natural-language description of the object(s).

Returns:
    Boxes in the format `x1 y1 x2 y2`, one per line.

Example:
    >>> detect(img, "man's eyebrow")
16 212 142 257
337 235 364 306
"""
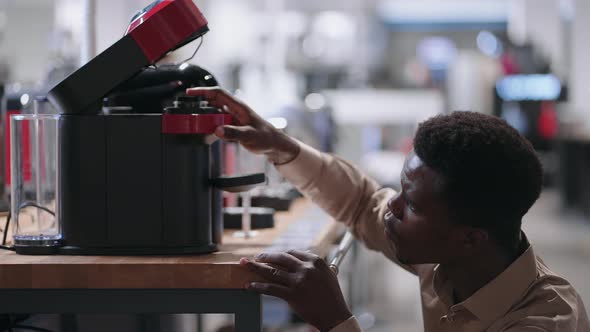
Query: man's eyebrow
400 172 420 201
400 170 409 187
401 170 415 190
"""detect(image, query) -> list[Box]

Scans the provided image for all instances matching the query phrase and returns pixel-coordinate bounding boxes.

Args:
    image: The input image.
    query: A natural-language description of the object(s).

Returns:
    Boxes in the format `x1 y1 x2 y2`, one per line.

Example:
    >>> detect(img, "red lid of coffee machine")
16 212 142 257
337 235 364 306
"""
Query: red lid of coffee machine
48 0 209 115
126 0 209 63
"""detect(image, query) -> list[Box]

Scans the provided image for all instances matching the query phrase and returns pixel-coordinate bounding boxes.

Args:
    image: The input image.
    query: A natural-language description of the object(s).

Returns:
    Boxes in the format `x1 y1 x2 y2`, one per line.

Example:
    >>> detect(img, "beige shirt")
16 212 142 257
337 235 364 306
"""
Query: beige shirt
276 141 590 332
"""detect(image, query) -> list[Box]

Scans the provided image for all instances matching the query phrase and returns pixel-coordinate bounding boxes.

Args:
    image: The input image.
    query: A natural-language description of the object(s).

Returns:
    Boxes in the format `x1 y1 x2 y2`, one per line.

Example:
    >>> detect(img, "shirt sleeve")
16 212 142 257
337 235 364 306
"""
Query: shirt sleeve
501 325 550 331
276 140 416 274
329 316 363 332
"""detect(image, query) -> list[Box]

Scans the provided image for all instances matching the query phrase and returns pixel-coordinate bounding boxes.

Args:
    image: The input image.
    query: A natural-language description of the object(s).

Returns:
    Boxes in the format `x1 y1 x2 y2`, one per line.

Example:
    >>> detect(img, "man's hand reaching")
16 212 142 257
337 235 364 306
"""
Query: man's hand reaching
186 87 300 165
241 250 352 332
187 88 350 329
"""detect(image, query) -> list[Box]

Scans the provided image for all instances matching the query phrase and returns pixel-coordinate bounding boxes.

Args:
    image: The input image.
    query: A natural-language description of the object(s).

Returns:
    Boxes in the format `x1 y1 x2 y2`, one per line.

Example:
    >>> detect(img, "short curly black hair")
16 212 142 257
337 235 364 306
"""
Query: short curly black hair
414 111 543 251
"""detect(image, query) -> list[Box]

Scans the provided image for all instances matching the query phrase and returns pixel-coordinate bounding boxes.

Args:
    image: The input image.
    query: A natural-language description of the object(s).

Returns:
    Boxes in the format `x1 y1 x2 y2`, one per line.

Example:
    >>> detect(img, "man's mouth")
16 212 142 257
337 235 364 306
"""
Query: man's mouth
383 211 398 242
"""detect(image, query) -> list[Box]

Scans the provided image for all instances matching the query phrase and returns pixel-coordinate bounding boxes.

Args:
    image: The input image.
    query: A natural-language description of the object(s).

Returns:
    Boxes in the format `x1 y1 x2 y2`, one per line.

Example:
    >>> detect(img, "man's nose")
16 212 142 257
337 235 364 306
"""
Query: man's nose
388 194 403 219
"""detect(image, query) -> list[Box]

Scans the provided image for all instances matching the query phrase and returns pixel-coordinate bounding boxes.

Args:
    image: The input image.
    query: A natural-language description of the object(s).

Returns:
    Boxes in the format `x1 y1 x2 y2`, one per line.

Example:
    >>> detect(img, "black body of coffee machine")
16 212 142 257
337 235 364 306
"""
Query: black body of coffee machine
13 0 265 255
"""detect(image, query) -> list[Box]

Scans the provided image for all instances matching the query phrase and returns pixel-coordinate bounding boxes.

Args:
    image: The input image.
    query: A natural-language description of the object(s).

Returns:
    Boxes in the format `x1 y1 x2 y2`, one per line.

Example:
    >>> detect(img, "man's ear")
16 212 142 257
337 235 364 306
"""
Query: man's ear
463 228 489 249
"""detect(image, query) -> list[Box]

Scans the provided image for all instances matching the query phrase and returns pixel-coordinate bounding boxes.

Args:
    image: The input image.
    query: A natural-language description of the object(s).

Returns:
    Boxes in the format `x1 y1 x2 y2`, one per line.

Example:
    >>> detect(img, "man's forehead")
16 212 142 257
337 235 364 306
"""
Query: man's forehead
402 151 441 190
405 151 423 172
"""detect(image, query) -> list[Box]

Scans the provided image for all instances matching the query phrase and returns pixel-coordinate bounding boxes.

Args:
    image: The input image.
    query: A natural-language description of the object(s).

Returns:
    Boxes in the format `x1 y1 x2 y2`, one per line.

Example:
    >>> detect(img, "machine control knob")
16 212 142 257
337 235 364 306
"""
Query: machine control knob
164 95 217 114
162 95 232 135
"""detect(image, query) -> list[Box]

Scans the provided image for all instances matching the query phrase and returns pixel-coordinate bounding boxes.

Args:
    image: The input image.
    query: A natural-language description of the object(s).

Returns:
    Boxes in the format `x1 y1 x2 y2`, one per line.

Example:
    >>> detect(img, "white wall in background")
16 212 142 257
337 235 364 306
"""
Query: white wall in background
571 0 590 125
323 89 444 125
508 0 565 78
0 3 54 83
95 0 149 55
53 0 83 55
447 50 501 115
378 0 508 24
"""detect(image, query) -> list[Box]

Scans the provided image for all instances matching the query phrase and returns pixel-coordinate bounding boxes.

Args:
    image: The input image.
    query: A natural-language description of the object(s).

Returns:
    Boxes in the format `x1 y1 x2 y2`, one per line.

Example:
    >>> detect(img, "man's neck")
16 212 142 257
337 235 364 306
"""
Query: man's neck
443 242 525 303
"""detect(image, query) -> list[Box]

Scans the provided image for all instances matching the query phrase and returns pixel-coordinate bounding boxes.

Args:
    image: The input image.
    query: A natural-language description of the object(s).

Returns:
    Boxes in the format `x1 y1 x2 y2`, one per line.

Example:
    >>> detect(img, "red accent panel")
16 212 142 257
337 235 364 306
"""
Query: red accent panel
162 114 233 134
129 0 208 63
538 101 558 140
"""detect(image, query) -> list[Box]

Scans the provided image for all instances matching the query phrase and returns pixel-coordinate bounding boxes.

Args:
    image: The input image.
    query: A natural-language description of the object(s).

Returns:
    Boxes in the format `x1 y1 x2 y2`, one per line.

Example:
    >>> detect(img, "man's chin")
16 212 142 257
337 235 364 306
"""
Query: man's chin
395 252 412 265
398 256 412 265
396 251 427 265
398 254 439 266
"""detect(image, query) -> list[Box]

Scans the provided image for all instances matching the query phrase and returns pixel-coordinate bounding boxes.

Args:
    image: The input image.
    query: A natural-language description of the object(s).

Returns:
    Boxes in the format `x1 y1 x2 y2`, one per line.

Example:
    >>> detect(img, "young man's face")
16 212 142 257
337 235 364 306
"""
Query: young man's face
383 151 467 265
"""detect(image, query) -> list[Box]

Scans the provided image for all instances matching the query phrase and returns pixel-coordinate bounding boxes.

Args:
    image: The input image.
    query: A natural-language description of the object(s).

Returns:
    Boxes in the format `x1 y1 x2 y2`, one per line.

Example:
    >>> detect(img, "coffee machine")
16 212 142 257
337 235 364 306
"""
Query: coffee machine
11 0 265 255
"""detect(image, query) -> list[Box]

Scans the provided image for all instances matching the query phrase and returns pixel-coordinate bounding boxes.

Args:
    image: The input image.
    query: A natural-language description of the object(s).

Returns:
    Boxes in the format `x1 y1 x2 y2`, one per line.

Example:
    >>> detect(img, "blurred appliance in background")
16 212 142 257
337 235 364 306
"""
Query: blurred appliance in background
0 84 5 211
323 88 443 168
416 36 458 88
447 50 501 116
229 117 303 217
8 0 266 255
0 63 8 84
0 25 82 216
493 73 566 186
220 90 336 226
273 92 338 154
232 95 336 215
223 141 276 232
0 84 4 211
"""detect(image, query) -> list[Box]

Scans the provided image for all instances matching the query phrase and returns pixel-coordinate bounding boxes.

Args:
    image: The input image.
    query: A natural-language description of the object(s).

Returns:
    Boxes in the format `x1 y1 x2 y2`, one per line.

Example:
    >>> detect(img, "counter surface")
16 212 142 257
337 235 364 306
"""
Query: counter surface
0 199 343 289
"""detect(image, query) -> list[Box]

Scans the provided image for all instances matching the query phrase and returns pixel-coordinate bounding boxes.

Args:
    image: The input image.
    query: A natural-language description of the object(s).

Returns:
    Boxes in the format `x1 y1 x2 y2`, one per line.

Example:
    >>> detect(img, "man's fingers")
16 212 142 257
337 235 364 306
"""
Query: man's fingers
254 252 302 272
185 86 220 100
286 249 318 262
247 282 292 300
186 87 251 125
242 259 293 286
216 125 257 143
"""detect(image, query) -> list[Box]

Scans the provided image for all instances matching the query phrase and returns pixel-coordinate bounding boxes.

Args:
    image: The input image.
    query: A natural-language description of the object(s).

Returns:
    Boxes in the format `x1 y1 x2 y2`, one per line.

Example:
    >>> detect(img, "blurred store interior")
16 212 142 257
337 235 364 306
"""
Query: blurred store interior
0 0 589 331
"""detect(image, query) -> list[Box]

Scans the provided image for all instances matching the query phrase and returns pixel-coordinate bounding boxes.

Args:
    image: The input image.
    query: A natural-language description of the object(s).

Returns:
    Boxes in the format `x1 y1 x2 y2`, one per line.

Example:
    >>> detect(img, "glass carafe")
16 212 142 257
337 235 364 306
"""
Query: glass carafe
10 112 60 254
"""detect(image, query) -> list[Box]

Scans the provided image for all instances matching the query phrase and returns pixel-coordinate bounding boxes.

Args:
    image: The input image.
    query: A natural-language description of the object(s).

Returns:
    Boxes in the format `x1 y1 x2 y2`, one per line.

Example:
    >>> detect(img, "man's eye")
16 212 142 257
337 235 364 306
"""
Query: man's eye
407 202 416 212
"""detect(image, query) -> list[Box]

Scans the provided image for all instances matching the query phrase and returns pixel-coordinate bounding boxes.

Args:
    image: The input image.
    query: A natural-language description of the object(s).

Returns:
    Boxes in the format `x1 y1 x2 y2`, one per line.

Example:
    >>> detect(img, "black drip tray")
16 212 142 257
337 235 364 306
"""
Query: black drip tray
238 196 293 211
223 207 275 229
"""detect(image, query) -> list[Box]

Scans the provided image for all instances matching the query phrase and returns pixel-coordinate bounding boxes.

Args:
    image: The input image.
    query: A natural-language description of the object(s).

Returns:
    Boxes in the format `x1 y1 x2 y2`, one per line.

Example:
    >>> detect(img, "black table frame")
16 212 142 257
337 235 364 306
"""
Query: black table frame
0 289 261 332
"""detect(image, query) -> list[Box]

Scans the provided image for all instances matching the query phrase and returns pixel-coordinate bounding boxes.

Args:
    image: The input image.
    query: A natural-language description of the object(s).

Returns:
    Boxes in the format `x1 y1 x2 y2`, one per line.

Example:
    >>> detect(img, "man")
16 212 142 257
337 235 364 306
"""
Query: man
188 87 589 332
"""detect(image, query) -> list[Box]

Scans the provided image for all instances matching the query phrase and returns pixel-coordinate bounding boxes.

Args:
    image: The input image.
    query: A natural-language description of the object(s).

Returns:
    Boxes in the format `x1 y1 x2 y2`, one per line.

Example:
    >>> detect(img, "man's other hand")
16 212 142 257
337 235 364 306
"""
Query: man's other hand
186 87 300 165
241 250 352 332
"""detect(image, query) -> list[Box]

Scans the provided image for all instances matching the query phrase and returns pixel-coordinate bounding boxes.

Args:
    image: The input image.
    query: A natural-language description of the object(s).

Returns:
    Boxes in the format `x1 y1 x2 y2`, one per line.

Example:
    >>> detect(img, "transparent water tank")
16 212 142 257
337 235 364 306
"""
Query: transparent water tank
10 111 60 254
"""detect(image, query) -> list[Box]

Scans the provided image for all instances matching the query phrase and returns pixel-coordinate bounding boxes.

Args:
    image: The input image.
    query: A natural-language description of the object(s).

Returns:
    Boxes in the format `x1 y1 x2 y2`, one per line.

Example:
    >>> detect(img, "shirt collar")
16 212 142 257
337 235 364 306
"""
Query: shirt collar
432 264 454 307
433 233 538 325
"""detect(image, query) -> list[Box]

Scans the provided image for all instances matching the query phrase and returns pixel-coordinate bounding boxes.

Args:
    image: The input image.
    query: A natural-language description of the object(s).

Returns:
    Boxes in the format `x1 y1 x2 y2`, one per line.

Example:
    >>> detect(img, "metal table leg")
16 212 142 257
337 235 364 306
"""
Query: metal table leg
233 291 262 332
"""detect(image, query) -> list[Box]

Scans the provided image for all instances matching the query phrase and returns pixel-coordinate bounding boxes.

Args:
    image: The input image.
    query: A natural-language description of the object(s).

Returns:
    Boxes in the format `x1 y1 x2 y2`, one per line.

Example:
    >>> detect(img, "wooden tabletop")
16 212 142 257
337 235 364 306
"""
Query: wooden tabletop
0 199 345 290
